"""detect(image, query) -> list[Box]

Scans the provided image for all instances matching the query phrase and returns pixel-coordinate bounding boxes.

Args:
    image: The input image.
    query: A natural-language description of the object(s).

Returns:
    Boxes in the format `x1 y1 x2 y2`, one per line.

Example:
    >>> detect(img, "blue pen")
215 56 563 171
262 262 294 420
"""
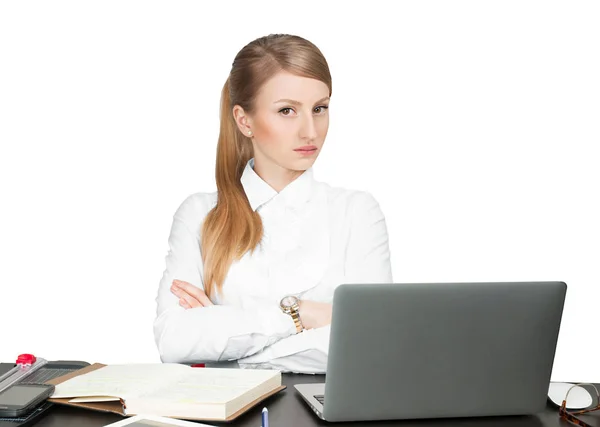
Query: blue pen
261 407 269 427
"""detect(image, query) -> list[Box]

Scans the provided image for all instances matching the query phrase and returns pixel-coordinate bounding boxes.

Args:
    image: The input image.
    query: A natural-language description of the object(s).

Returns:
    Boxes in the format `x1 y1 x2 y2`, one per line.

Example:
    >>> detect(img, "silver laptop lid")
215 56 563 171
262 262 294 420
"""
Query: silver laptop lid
323 281 566 422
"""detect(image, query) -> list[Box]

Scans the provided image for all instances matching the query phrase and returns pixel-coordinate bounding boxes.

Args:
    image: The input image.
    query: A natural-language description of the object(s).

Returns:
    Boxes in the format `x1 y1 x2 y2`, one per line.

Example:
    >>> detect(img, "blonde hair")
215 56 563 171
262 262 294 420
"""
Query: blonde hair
201 34 332 299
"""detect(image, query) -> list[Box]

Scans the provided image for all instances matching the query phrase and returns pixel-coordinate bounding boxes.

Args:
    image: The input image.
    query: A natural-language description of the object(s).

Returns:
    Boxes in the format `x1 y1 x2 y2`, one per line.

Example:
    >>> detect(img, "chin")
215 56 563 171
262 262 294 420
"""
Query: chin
289 158 317 171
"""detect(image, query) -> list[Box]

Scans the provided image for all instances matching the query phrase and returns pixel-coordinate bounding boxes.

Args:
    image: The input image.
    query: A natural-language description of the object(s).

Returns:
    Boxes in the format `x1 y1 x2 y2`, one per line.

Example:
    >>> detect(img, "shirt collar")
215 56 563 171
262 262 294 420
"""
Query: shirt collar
240 158 315 211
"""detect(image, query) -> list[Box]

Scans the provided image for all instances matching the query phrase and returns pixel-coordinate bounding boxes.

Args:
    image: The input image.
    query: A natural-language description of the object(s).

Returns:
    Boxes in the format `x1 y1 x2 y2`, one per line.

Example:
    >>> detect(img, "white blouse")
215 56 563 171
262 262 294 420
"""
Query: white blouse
154 158 393 373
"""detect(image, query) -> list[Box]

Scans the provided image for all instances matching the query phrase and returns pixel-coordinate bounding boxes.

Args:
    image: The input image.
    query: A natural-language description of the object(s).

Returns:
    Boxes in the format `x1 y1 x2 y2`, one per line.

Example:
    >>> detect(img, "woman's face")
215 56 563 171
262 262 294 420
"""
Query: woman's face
234 71 330 174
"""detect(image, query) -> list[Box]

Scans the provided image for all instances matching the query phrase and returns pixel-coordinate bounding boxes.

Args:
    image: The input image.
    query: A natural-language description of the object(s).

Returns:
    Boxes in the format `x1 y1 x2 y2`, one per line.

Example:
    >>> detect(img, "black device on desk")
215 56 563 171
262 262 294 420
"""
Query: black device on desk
0 359 89 427
0 384 55 418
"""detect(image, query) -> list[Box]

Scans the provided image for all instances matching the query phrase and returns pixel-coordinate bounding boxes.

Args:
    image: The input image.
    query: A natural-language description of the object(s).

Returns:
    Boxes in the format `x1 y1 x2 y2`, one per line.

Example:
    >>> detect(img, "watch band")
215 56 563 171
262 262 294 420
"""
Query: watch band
289 302 304 333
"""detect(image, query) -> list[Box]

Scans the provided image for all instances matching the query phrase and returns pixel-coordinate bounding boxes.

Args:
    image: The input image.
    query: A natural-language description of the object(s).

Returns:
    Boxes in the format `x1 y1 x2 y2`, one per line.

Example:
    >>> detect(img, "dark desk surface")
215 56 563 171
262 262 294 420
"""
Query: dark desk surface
0 363 585 427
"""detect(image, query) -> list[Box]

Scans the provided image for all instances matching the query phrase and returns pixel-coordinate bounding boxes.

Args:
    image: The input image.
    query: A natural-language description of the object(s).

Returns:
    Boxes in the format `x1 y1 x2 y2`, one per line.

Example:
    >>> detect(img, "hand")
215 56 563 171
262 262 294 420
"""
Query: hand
298 300 332 330
170 279 214 309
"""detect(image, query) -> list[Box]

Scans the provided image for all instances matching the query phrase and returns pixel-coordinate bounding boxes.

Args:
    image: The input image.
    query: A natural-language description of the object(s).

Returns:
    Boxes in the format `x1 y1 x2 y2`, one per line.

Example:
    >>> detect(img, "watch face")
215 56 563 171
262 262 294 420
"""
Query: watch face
281 295 298 308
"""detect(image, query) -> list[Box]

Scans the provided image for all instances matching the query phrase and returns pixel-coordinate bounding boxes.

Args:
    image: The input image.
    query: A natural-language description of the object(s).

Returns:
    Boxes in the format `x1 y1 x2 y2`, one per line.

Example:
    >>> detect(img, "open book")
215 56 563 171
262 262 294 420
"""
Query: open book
46 363 285 421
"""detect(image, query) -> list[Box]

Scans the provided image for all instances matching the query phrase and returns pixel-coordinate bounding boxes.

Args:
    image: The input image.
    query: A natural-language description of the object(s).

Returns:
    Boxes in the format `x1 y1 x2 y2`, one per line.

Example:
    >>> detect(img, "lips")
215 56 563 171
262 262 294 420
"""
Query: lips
294 145 317 152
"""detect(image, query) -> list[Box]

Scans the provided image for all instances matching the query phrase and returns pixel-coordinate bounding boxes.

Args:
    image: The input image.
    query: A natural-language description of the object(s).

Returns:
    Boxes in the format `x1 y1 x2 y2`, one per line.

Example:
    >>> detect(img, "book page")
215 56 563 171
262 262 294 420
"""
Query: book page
52 363 190 401
104 414 215 427
138 368 280 404
69 396 122 403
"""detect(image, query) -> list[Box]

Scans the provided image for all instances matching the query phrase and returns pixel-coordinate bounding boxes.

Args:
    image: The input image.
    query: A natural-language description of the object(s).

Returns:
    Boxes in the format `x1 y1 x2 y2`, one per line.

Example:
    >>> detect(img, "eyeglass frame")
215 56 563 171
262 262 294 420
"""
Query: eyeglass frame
559 383 600 427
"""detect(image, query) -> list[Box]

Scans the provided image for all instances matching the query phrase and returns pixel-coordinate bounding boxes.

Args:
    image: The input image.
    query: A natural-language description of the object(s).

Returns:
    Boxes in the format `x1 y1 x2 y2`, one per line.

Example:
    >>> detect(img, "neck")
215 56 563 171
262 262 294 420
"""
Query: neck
253 157 304 193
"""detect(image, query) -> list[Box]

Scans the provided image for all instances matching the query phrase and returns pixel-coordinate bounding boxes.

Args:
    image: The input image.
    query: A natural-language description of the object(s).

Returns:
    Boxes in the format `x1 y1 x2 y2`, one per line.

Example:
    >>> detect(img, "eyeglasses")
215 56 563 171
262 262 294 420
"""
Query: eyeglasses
559 383 600 427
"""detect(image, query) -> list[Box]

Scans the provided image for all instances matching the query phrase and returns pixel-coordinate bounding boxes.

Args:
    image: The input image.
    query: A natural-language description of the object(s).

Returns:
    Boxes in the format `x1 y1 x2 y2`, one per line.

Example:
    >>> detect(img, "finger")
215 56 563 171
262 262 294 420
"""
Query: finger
171 281 203 308
178 290 203 308
173 279 213 306
179 298 191 309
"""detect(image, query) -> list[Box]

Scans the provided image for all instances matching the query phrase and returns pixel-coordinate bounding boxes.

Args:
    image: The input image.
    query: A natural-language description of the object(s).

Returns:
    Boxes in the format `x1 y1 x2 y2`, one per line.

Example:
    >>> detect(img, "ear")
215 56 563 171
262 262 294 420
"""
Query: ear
232 105 253 136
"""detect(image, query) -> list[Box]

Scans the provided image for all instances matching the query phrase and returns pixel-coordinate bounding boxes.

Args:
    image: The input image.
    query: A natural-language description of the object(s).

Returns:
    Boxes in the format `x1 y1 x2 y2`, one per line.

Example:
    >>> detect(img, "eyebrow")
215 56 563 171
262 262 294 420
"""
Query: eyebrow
273 97 330 106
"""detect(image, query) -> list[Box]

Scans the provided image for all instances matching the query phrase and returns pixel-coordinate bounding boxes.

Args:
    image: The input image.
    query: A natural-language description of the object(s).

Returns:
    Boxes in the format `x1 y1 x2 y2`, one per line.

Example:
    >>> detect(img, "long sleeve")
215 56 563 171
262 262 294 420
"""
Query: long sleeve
238 326 331 373
343 191 394 283
237 191 393 373
153 195 296 364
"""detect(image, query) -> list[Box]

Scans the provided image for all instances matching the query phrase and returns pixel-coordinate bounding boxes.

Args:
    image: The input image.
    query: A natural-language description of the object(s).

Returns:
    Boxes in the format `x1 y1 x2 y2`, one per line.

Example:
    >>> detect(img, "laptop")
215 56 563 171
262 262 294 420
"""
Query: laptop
294 281 566 422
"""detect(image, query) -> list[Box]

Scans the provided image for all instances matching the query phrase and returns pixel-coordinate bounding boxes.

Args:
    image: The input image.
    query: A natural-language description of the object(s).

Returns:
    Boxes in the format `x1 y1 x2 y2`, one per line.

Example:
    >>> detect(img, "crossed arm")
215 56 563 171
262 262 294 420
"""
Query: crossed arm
153 191 392 373
171 279 332 330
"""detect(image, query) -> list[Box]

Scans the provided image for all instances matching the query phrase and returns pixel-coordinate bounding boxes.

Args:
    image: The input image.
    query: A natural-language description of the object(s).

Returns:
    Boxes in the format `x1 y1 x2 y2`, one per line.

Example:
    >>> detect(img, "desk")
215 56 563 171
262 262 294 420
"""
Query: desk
0 363 581 427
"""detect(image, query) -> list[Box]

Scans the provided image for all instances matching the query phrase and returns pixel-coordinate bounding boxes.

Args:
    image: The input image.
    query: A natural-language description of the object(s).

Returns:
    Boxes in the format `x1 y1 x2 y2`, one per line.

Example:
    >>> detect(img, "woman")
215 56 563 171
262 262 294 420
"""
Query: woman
154 34 392 374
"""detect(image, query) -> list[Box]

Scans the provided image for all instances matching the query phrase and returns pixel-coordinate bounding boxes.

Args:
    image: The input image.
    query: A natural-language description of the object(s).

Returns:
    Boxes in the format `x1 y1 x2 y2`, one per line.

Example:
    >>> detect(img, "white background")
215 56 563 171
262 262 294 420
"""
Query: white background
0 1 598 381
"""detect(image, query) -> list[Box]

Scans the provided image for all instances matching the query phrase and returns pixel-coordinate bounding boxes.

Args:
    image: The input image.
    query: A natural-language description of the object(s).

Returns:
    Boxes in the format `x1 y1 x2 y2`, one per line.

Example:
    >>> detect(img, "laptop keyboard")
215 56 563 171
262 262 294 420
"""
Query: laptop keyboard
314 394 325 404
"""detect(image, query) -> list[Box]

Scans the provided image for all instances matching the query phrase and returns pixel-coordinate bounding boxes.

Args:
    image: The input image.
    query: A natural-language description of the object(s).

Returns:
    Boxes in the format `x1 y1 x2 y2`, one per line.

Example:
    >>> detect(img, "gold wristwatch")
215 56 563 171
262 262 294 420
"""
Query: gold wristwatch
279 295 304 333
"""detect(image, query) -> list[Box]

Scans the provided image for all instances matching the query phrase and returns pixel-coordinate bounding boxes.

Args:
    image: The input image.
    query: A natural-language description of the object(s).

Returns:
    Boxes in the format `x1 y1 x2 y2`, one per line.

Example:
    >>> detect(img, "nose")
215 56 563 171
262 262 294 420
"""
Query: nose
299 114 318 141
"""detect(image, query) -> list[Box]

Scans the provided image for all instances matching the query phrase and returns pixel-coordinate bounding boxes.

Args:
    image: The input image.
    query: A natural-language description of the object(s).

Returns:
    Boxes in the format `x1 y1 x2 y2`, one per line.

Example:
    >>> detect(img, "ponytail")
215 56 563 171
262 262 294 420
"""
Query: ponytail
200 78 263 299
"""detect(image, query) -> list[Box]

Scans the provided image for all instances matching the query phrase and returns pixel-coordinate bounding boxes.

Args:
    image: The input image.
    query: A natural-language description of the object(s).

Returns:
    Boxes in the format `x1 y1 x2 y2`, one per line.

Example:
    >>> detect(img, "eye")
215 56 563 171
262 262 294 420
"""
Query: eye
278 105 329 116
